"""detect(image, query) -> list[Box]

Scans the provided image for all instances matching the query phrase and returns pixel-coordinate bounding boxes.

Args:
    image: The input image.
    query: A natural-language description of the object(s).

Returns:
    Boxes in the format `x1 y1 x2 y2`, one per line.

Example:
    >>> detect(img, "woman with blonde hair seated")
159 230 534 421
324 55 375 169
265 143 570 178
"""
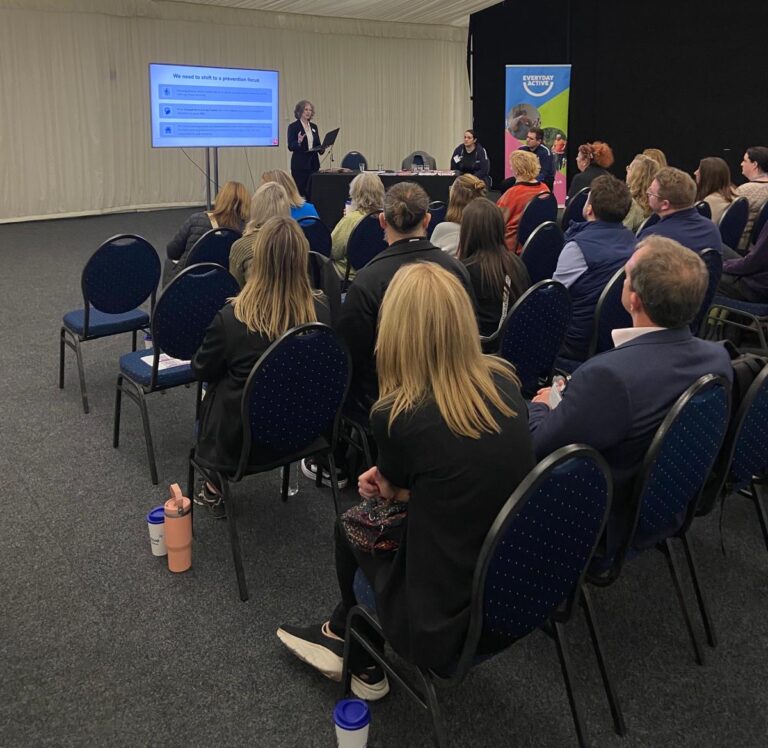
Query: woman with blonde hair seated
623 154 660 232
192 216 331 516
496 150 550 253
330 171 385 279
261 168 320 221
642 147 668 169
229 182 291 287
431 173 486 256
277 261 535 693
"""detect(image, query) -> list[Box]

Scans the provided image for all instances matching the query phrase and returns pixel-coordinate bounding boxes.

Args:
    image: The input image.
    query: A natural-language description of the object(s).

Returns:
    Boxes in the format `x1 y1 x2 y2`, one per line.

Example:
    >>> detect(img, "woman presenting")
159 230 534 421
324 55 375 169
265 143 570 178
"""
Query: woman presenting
287 100 323 198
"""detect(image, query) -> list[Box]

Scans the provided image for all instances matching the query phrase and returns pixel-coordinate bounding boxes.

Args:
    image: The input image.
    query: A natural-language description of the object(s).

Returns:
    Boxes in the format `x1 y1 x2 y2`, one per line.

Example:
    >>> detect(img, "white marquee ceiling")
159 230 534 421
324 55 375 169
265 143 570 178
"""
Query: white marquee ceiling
167 0 500 27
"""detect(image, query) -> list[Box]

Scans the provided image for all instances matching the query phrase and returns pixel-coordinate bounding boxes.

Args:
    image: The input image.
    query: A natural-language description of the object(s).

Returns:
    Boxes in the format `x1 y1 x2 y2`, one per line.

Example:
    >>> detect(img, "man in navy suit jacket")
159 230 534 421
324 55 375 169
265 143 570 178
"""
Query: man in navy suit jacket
528 235 732 551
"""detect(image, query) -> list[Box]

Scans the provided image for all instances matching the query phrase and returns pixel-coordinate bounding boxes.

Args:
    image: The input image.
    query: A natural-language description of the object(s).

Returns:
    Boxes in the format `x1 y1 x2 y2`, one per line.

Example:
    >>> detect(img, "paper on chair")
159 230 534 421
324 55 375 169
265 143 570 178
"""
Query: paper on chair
140 353 190 370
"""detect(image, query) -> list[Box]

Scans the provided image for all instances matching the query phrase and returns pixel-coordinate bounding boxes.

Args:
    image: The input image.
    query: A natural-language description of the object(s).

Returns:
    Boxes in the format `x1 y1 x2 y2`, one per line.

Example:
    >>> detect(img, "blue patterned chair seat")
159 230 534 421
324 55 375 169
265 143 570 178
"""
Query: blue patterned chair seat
63 307 149 338
118 349 194 388
712 295 768 316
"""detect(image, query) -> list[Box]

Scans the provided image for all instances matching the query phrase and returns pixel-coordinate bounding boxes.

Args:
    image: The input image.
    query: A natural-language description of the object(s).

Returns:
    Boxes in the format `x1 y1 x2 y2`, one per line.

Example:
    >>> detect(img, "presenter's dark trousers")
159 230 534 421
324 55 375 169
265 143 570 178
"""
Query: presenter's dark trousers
292 168 313 198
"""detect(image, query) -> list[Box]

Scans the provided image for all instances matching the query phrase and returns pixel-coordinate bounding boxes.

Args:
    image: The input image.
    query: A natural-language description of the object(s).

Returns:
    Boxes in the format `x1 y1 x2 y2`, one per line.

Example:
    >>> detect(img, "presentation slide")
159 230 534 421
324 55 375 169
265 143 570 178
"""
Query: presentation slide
149 63 279 148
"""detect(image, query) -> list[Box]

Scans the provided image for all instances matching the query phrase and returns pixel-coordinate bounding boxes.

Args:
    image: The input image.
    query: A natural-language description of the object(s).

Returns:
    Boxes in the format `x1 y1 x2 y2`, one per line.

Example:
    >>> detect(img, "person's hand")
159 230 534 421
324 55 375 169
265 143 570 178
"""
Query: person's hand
532 387 552 406
298 131 305 144
358 467 382 499
319 148 326 155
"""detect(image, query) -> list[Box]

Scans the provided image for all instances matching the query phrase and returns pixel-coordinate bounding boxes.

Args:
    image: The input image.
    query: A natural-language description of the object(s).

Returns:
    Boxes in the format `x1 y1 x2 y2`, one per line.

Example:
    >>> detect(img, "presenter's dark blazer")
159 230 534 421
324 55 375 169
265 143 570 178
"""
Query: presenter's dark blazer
527 327 732 549
287 119 321 194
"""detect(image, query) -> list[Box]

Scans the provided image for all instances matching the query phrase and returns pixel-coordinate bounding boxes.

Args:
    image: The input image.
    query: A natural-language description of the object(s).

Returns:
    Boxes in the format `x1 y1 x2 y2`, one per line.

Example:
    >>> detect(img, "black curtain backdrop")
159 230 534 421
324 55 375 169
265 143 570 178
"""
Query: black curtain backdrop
469 1 768 190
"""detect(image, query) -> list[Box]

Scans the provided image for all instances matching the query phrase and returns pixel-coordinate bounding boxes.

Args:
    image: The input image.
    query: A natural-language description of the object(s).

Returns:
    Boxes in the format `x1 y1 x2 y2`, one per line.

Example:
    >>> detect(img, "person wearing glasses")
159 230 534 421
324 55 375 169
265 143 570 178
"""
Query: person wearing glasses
637 167 723 254
518 127 555 190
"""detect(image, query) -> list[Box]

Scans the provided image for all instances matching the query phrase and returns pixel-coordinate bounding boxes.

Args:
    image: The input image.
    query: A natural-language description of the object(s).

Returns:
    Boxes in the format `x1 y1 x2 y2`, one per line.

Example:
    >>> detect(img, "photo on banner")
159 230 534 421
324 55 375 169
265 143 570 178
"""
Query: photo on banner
505 65 571 206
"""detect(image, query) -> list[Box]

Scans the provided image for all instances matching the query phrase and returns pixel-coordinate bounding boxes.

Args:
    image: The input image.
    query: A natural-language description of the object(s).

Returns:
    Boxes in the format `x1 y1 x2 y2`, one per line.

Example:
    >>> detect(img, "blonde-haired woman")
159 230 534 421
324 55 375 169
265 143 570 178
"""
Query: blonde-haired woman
192 216 330 513
624 154 660 231
330 171 385 279
431 173 486 256
496 150 550 252
277 262 535 688
165 181 250 283
261 168 320 221
229 182 291 287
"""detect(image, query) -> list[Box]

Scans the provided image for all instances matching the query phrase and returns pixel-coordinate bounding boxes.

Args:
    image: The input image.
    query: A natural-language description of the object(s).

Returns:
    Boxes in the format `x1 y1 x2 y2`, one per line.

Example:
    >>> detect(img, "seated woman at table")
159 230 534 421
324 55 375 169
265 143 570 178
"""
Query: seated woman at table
431 173 486 256
276 261 535 692
496 150 550 253
192 216 331 516
449 129 490 186
229 182 291 287
458 198 531 337
164 181 250 284
330 171 385 279
261 169 320 221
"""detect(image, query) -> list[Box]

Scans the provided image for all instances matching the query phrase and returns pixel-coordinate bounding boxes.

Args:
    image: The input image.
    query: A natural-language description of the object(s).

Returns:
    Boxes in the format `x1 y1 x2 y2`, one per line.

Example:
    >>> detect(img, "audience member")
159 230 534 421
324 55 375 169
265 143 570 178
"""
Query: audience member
567 141 614 200
191 216 330 517
735 146 768 250
554 175 636 360
623 154 659 232
277 262 535 690
637 167 723 253
330 172 385 280
553 133 567 169
497 150 550 253
719 221 768 302
229 182 291 287
337 182 476 420
642 147 668 169
694 157 737 223
450 129 490 186
164 181 249 284
457 198 531 337
518 126 555 190
431 173 486 256
261 169 320 221
528 236 732 553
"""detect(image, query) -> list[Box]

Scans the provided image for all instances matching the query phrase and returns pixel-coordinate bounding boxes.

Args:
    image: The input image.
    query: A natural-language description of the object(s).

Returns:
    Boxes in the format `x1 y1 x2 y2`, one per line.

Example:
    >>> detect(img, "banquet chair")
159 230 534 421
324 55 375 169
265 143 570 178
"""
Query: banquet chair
561 187 590 229
59 233 160 414
341 151 368 171
401 151 437 170
707 296 768 354
298 217 332 258
307 251 341 325
181 227 241 270
344 212 387 286
635 213 660 236
113 263 239 484
750 199 768 245
518 192 558 249
341 445 612 748
717 196 749 250
427 201 447 238
520 220 564 283
691 248 722 336
694 201 712 219
187 323 350 601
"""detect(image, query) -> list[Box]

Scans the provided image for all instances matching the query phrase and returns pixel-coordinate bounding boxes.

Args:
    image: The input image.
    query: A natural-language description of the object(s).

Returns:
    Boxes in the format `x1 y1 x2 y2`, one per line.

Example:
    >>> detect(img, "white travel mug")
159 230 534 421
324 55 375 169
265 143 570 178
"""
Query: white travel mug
146 505 166 556
333 699 370 748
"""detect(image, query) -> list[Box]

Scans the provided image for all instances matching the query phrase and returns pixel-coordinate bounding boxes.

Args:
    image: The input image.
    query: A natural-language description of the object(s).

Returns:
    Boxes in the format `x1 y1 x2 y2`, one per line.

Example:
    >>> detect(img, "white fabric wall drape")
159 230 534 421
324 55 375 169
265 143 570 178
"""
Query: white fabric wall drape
0 0 471 222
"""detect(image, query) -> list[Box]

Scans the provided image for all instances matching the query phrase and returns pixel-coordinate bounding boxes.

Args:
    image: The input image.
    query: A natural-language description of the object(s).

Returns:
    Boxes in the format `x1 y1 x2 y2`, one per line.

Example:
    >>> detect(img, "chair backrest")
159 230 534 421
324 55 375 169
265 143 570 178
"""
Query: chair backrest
588 266 631 357
346 212 387 274
298 217 332 258
341 151 367 171
427 201 447 238
238 323 350 476
750 199 768 245
183 228 241 270
561 187 590 229
717 196 750 249
694 200 712 219
691 248 723 336
402 151 436 170
307 251 341 324
520 221 564 284
497 280 571 397
453 445 611 674
626 375 730 556
150 263 239 387
635 212 660 236
81 234 160 323
518 192 558 248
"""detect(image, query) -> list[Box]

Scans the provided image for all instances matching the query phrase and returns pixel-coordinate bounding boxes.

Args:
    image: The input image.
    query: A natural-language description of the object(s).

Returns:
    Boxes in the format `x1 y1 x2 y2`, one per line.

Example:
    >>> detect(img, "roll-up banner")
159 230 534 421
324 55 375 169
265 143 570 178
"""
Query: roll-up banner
505 65 571 206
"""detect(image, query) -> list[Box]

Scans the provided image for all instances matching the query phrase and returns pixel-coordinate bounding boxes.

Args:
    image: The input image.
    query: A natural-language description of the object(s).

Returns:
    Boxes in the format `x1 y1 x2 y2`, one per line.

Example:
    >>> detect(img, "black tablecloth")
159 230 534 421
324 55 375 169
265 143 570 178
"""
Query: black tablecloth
307 172 455 229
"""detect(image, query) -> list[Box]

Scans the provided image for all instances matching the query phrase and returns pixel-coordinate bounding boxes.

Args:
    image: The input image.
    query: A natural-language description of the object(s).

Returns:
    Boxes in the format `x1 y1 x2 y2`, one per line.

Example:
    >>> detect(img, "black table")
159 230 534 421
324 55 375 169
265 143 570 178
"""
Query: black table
307 171 456 229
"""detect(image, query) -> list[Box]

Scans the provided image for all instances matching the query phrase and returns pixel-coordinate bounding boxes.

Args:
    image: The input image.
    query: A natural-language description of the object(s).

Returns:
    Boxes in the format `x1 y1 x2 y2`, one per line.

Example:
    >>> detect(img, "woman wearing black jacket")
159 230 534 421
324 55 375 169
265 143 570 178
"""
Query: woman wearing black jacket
287 100 323 197
450 130 490 186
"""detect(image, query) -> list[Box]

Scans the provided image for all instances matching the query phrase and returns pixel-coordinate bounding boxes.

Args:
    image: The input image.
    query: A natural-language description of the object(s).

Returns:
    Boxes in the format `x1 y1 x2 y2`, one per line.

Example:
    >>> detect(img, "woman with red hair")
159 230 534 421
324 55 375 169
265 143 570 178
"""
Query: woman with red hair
567 141 615 200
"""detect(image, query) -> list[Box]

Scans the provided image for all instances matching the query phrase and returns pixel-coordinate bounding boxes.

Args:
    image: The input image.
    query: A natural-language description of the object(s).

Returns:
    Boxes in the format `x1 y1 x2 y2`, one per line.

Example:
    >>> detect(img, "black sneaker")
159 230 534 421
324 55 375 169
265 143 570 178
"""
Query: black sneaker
276 621 390 701
300 459 349 489
195 482 226 519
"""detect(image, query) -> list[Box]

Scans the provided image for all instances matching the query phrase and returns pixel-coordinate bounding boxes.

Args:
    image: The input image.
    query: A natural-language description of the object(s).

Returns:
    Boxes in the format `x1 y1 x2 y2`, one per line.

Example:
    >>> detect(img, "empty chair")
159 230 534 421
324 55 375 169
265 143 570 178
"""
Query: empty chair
427 200 447 238
520 221 564 284
401 151 437 170
694 200 713 219
691 248 722 335
298 216 332 257
749 199 768 245
113 263 239 484
561 186 590 228
307 251 341 325
518 192 558 248
718 195 750 249
341 151 368 171
635 212 660 236
344 211 387 285
181 228 241 271
59 233 160 413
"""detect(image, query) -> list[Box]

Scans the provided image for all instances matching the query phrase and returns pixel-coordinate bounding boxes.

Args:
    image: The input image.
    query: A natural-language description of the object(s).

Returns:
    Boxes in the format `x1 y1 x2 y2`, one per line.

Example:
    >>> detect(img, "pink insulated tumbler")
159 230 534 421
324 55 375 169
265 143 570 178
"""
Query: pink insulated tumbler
164 483 192 572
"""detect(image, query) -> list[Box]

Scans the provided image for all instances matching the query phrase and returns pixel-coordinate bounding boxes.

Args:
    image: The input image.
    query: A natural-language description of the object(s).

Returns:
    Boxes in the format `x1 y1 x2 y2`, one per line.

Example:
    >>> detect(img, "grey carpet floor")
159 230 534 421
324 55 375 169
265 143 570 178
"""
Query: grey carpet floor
1 209 767 747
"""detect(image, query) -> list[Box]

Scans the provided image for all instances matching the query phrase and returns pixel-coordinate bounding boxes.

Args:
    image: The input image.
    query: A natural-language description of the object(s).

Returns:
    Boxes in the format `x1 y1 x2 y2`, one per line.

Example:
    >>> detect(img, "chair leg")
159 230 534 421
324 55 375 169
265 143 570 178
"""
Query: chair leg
416 669 449 748
134 387 158 485
327 452 341 515
58 327 66 389
281 464 290 502
552 620 589 748
750 482 768 553
222 481 249 601
113 375 123 448
661 538 704 666
679 533 717 648
72 335 89 414
580 586 626 736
